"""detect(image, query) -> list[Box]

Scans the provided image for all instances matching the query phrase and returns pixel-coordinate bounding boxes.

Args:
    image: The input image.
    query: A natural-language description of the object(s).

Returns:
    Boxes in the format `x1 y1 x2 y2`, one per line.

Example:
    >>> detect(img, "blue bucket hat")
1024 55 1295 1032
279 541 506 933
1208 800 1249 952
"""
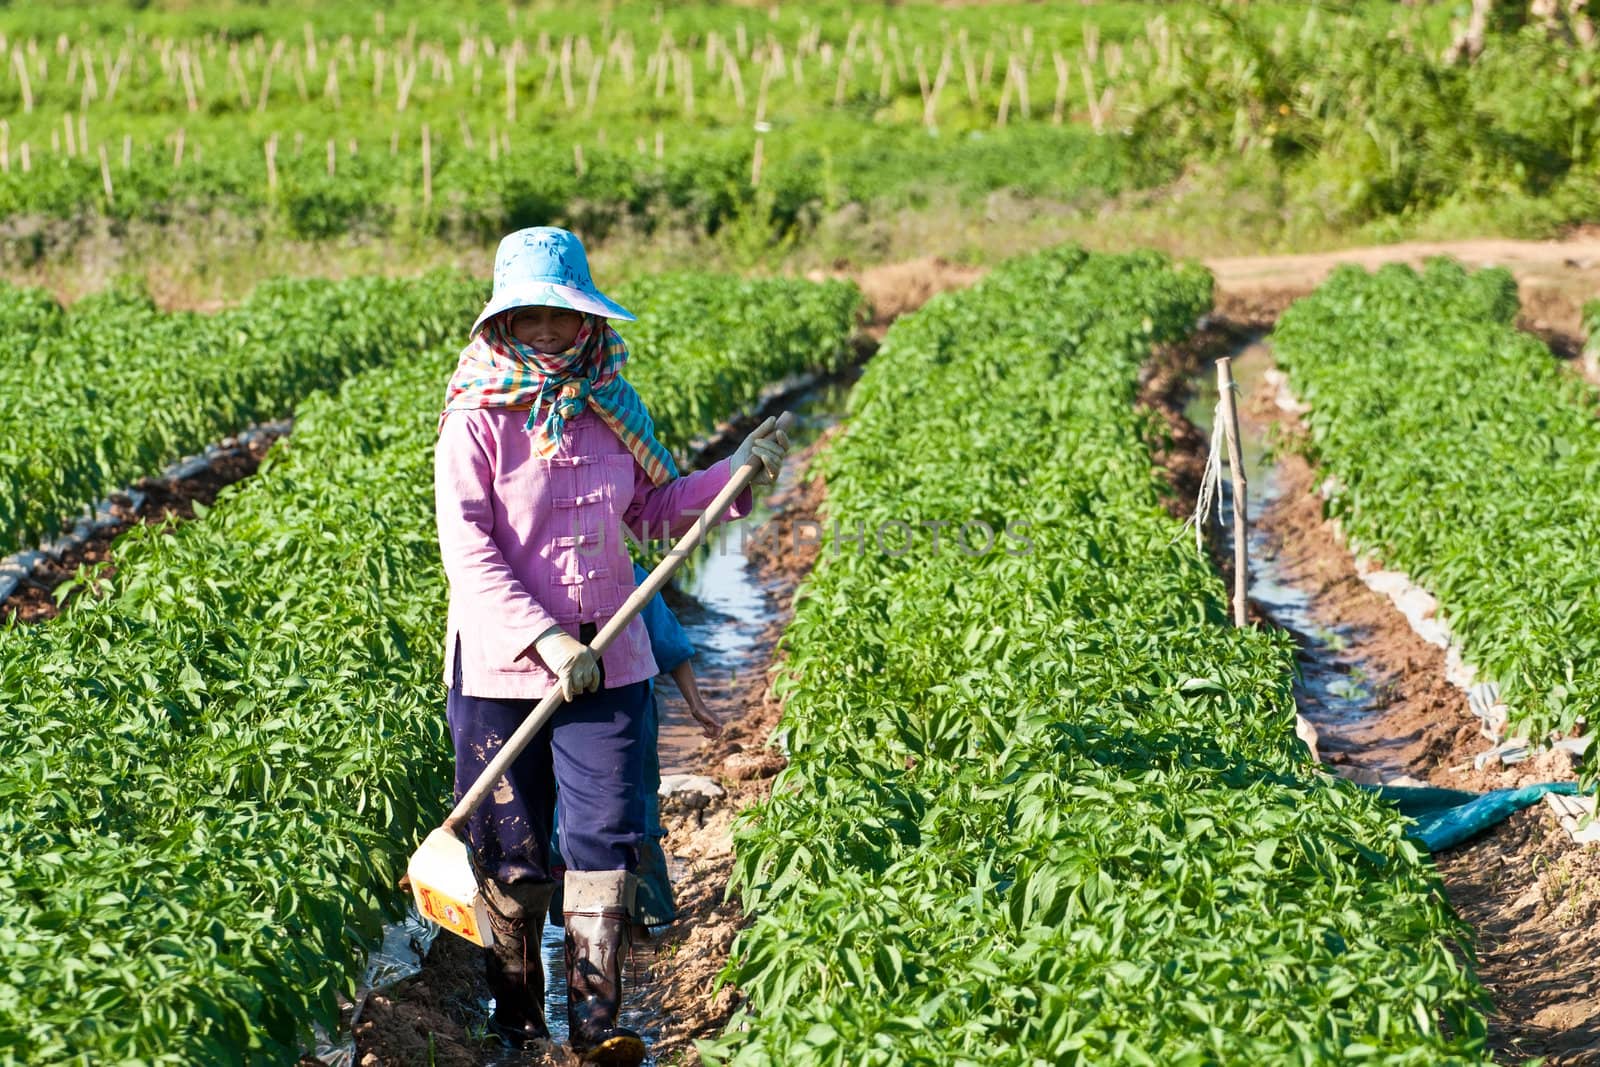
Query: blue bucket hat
471 227 635 336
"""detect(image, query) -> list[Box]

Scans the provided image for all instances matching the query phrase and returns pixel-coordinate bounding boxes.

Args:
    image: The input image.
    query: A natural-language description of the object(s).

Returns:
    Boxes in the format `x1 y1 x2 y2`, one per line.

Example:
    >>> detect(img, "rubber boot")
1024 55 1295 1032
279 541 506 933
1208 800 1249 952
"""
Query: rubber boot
483 878 556 1049
564 870 646 1066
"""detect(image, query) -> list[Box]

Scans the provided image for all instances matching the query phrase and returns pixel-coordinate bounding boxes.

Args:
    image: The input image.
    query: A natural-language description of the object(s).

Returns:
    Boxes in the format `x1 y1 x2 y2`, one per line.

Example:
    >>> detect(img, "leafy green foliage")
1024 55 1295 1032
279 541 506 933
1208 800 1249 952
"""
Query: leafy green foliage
1123 8 1600 228
1273 258 1600 749
0 272 859 1065
0 272 483 558
705 247 1489 1065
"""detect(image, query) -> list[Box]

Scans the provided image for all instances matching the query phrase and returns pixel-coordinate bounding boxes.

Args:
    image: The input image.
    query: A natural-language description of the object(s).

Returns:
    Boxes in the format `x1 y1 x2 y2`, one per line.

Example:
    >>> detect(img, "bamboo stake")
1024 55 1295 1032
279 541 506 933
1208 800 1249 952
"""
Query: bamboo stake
13 50 33 113
0 120 8 172
81 47 99 100
458 112 475 150
98 142 113 204
78 113 87 156
326 137 336 175
256 47 277 111
1080 60 1102 133
678 49 693 117
178 48 198 111
396 53 416 111
505 49 517 122
323 60 341 108
726 51 746 110
585 52 603 115
229 45 250 108
421 123 432 210
64 112 77 158
173 126 185 168
19 141 30 173
573 140 585 176
105 46 128 103
1216 357 1250 627
750 134 763 186
122 133 131 168
1052 51 1069 124
265 133 278 193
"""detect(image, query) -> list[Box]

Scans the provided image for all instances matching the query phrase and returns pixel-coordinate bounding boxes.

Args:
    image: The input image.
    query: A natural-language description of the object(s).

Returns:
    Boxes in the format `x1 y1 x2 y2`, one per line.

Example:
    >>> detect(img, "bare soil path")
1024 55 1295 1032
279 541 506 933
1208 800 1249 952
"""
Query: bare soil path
1206 235 1600 365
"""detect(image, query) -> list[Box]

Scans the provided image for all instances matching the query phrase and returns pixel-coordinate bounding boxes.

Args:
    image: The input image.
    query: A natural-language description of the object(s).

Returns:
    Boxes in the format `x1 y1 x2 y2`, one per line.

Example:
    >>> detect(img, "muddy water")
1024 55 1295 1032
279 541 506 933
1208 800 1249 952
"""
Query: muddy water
1185 339 1415 784
654 378 850 773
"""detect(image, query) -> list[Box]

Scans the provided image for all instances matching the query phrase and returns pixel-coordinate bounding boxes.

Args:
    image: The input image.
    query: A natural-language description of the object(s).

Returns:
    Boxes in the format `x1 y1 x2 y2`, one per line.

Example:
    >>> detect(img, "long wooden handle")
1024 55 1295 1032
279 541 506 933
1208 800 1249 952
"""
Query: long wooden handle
442 413 791 834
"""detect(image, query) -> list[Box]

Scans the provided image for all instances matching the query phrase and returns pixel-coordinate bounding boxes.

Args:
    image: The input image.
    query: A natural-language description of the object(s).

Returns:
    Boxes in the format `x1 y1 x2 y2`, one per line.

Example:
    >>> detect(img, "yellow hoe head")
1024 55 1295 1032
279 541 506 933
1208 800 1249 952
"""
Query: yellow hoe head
406 828 494 948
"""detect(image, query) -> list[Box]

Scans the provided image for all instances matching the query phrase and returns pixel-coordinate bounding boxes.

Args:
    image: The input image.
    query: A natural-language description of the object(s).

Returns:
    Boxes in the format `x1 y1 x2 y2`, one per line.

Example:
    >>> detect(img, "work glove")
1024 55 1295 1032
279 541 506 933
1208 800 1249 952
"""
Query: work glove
729 415 791 486
534 627 600 701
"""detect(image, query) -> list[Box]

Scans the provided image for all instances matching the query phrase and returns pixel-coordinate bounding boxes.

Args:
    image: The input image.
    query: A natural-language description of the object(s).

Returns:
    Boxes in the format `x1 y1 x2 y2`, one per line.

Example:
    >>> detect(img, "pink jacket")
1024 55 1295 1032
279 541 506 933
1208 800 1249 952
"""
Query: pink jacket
435 407 752 698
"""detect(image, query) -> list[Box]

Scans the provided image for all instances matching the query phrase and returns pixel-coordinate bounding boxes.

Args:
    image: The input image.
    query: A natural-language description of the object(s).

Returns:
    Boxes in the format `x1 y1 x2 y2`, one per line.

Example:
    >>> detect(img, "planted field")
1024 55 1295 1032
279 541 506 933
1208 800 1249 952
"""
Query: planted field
0 272 859 1064
0 3 1160 242
708 248 1488 1064
0 272 480 558
1272 259 1600 751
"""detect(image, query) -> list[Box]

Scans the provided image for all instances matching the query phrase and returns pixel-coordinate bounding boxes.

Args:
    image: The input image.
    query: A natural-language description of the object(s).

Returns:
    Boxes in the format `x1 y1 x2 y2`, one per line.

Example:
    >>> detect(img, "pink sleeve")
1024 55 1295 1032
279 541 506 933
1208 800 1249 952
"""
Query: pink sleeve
623 456 755 542
435 413 561 662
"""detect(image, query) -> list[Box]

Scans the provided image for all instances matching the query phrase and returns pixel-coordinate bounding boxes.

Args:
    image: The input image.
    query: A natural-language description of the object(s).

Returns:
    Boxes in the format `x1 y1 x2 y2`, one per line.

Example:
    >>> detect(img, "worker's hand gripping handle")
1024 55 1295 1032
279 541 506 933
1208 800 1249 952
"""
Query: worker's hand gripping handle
439 411 794 838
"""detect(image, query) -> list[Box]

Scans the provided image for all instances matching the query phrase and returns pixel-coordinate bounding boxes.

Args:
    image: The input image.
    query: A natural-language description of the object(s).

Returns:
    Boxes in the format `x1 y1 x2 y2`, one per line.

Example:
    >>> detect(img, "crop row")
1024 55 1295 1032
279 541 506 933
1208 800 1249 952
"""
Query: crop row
707 247 1487 1064
0 273 481 559
1272 259 1600 751
0 272 861 1065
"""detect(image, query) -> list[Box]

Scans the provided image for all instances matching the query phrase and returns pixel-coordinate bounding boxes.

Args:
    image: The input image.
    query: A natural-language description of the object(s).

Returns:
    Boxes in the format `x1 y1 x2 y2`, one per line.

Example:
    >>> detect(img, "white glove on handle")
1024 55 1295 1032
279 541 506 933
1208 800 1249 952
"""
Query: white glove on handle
533 628 600 701
729 414 792 486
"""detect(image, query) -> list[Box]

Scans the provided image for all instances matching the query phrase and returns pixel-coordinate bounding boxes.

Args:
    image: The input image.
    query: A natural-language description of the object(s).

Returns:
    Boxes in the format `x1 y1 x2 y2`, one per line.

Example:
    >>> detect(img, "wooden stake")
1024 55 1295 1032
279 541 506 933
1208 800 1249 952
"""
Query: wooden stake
750 134 763 186
572 140 585 176
326 137 336 175
64 112 77 158
19 140 30 173
122 133 131 168
0 120 8 173
1216 357 1250 627
265 133 278 193
173 126 185 168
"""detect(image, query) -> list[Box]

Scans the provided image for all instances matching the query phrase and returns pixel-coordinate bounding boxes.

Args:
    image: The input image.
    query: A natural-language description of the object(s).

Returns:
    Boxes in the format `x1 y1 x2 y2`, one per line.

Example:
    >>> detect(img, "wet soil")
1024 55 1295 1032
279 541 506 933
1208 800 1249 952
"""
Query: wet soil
1 428 285 623
1165 327 1600 1065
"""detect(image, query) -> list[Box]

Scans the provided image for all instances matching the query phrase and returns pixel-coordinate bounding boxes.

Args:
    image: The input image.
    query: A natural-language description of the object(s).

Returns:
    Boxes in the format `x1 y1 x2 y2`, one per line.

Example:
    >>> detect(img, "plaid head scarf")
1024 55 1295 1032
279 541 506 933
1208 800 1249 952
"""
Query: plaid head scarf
439 313 678 486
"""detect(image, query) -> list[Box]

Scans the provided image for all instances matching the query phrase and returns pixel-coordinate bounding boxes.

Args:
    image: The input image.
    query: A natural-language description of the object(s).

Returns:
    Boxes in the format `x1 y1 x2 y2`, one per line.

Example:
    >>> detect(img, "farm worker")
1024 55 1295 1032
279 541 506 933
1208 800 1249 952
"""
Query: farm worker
549 560 724 930
434 226 786 1063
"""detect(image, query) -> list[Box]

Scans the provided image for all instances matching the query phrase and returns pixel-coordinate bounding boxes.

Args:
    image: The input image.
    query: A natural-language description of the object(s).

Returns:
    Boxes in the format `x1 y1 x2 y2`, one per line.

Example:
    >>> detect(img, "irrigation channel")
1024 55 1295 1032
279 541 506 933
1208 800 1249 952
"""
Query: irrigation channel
1183 334 1600 1066
330 376 854 1067
1183 338 1422 785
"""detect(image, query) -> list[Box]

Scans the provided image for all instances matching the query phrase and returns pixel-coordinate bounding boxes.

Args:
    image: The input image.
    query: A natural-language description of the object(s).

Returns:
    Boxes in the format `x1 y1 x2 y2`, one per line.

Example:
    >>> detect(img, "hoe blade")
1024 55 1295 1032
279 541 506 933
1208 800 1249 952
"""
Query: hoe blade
406 828 494 948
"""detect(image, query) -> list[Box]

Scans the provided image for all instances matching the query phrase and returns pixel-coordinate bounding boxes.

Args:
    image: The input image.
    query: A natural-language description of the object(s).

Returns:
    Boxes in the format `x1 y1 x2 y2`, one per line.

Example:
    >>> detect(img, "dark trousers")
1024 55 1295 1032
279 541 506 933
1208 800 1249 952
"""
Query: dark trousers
448 633 649 884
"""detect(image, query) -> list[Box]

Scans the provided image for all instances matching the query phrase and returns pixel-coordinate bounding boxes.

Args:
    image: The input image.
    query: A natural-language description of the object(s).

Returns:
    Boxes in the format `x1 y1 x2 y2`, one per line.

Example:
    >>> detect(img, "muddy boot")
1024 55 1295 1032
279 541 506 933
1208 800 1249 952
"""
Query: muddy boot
564 870 646 1066
483 878 556 1049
